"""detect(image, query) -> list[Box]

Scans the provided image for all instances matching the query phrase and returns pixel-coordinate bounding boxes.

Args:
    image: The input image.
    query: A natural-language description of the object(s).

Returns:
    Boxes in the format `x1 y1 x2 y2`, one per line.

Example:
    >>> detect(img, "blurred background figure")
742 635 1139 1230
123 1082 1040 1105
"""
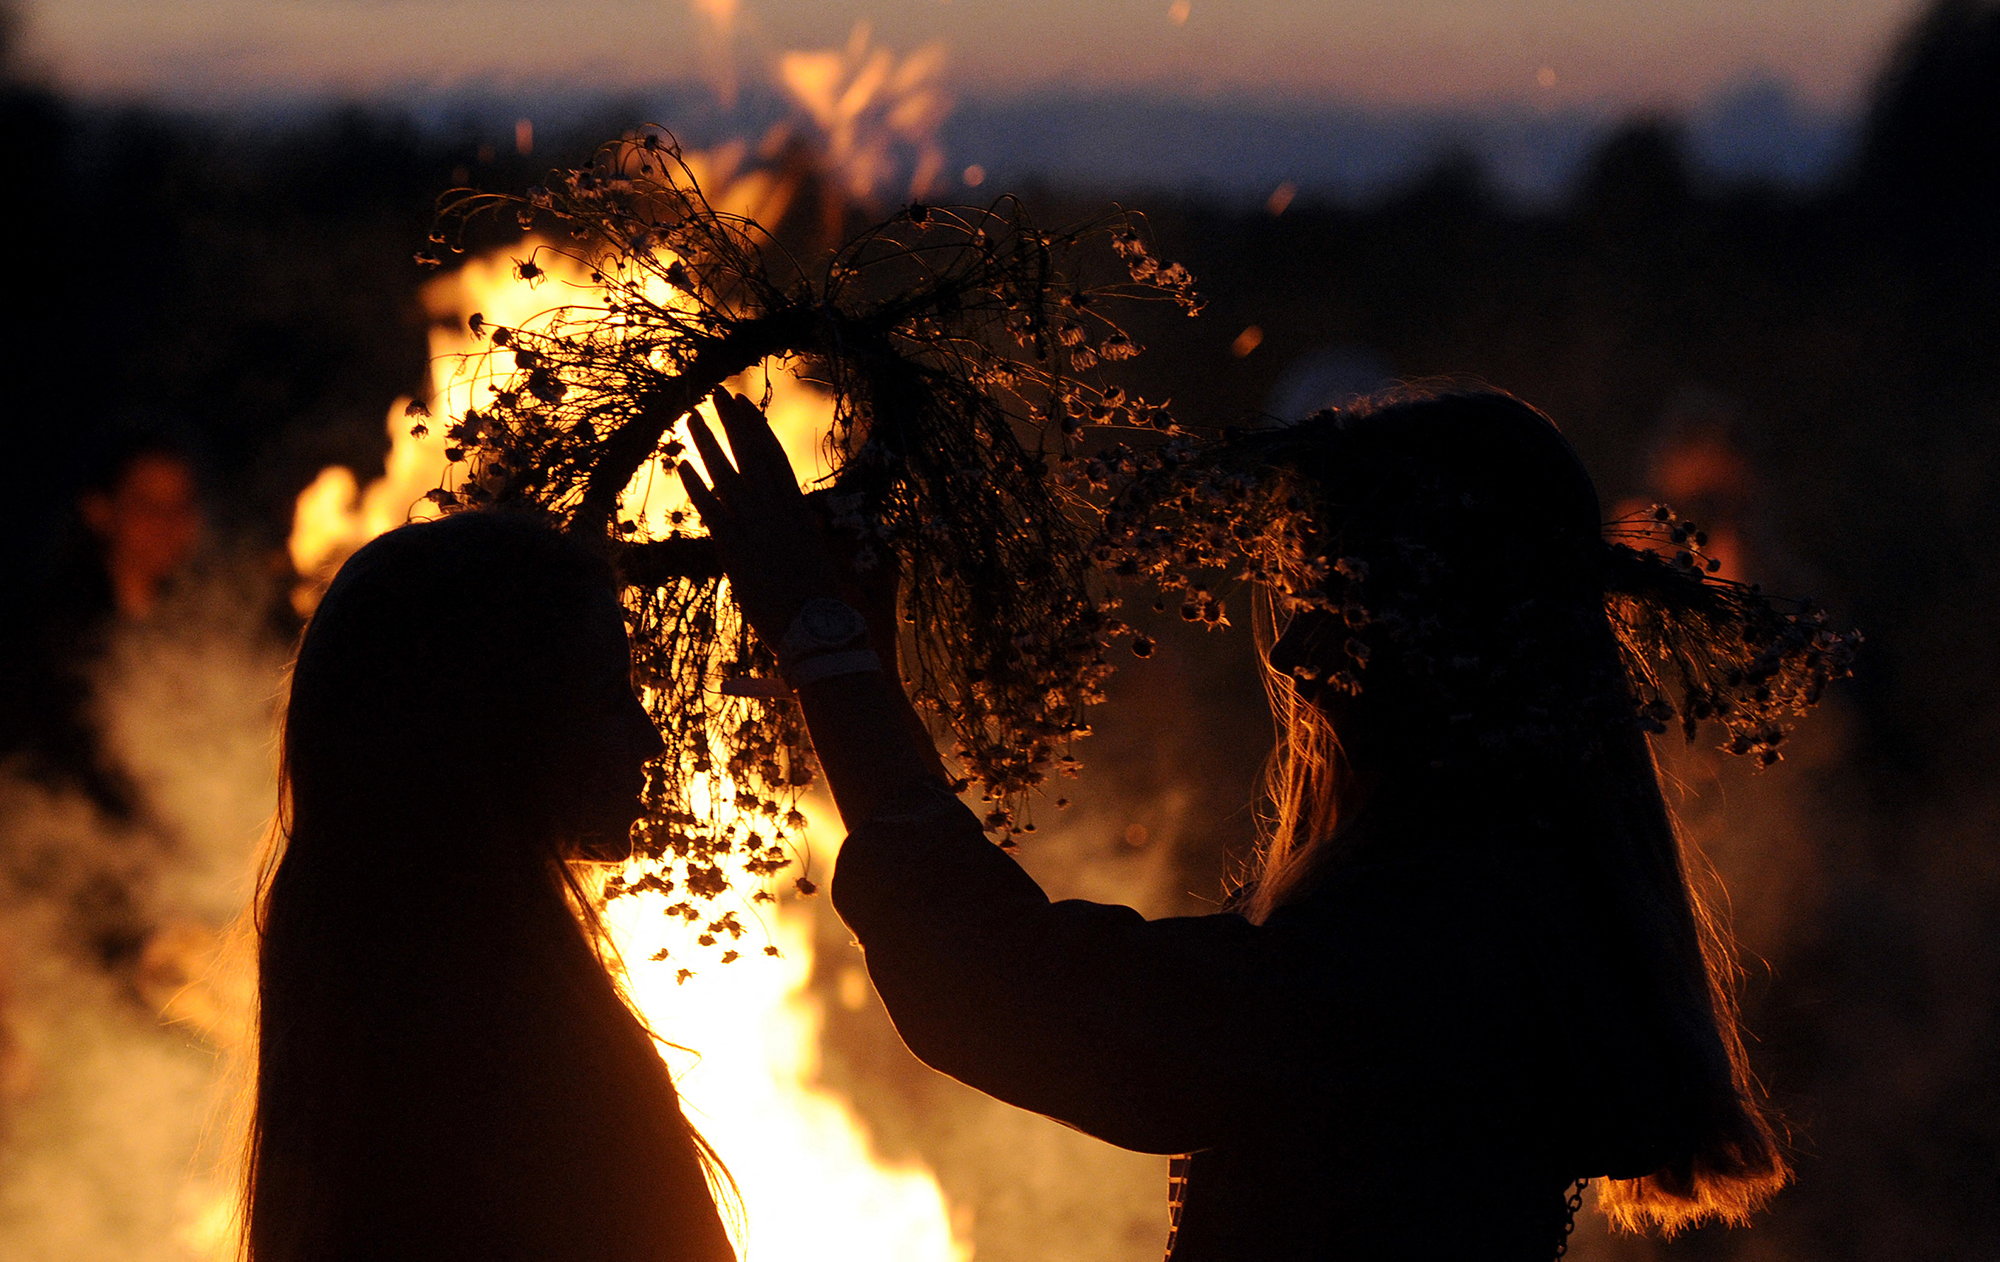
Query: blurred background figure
2 430 205 821
78 440 205 624
1611 389 1762 582
0 423 280 1261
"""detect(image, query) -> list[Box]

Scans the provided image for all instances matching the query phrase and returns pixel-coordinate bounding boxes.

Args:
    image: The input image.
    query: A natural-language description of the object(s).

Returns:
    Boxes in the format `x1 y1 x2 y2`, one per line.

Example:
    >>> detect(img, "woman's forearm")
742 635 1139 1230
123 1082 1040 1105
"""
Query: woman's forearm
794 665 949 829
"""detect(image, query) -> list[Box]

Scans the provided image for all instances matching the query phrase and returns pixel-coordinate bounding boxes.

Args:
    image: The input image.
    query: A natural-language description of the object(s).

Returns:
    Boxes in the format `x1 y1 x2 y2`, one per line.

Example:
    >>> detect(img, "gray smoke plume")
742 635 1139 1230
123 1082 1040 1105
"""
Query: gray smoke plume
0 563 283 1261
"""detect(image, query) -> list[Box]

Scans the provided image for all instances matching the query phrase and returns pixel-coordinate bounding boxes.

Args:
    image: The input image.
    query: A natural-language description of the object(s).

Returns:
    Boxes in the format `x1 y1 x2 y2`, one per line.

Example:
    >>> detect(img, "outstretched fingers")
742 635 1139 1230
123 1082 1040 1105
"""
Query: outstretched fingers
682 410 744 503
713 390 801 494
677 457 725 525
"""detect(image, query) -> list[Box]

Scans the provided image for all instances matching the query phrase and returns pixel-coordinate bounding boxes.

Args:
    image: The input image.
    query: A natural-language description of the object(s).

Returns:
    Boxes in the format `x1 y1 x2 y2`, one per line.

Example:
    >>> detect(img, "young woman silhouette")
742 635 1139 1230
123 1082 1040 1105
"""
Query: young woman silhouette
246 511 736 1262
682 386 1793 1260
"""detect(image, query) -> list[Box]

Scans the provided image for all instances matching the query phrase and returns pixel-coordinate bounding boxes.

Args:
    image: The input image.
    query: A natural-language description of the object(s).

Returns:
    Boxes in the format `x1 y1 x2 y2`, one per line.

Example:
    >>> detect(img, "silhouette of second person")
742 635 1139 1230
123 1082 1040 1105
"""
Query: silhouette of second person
245 512 736 1262
680 386 1789 1261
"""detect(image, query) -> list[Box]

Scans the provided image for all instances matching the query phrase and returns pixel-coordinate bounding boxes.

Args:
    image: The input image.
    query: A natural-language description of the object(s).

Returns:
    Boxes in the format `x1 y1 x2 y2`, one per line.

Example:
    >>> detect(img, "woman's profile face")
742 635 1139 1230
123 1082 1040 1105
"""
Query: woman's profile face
553 590 666 862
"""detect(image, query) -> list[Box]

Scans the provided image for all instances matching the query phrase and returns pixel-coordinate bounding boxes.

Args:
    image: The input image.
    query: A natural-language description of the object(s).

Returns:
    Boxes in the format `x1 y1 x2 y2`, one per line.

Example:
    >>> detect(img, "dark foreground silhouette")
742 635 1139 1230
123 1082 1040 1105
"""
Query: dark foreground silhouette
246 512 735 1262
685 387 1790 1260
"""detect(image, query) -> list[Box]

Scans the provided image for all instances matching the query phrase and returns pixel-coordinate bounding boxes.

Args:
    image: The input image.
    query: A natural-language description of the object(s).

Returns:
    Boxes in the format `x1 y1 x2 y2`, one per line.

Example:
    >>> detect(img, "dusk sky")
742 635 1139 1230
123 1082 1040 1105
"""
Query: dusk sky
23 0 1920 110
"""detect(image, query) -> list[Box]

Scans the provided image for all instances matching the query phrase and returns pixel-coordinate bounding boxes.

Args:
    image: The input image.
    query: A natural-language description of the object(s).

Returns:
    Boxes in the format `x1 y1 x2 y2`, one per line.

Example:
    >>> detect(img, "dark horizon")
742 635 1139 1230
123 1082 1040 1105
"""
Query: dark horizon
34 73 1858 208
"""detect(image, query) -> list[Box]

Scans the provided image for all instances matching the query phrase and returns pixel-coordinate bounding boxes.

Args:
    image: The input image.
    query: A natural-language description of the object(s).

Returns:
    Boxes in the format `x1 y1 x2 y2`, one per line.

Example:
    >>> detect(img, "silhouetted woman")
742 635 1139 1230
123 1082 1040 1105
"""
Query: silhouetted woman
246 512 736 1262
682 387 1793 1260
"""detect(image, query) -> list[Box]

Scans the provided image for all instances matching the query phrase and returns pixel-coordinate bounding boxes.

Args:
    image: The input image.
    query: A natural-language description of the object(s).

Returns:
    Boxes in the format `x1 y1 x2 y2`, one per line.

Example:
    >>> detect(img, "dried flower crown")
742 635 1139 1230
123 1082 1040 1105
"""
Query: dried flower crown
1601 505 1860 764
1094 397 1860 768
418 130 1200 957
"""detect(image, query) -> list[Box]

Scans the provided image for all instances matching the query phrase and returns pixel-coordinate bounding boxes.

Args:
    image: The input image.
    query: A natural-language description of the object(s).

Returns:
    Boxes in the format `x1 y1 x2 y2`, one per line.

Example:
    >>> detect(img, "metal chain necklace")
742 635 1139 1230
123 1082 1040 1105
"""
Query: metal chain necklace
1162 1153 1191 1259
1553 1177 1590 1258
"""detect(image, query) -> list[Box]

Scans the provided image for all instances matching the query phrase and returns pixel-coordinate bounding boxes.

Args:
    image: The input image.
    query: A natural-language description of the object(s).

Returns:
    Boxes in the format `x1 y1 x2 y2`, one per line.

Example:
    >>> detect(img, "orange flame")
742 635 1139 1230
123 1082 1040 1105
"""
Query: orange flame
778 23 951 202
609 801 968 1262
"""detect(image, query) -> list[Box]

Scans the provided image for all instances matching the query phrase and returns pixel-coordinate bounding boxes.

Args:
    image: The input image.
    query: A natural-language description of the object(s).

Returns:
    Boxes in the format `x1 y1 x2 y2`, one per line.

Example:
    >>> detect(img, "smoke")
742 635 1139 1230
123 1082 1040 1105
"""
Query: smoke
0 559 283 1261
91 569 288 932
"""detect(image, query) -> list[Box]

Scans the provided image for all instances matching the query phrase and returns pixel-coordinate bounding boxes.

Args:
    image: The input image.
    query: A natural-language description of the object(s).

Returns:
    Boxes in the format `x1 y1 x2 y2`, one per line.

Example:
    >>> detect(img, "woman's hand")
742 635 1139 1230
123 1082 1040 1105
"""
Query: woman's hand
677 390 844 649
679 389 949 825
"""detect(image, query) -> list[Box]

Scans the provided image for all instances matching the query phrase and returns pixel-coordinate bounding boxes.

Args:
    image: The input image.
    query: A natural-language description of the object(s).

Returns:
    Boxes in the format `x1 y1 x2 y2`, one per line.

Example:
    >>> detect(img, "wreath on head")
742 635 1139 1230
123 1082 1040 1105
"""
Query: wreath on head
418 130 1201 956
1094 397 1860 770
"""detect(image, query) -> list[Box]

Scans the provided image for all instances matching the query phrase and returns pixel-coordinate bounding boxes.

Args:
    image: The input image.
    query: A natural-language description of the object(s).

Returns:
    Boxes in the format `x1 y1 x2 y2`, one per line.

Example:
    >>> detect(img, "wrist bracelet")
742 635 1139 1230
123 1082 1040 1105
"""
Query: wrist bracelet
777 598 871 672
865 780 970 827
784 648 884 688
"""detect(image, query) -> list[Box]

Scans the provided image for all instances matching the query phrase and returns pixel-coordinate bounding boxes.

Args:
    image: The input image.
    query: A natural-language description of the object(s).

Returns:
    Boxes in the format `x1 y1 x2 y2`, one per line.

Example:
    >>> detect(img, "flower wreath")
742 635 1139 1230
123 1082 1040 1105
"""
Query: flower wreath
1094 394 1860 768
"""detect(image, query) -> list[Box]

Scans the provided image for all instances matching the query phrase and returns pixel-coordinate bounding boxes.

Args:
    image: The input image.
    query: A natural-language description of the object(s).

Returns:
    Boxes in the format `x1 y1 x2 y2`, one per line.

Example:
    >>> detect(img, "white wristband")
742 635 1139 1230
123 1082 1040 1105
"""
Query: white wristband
784 648 884 688
777 598 870 671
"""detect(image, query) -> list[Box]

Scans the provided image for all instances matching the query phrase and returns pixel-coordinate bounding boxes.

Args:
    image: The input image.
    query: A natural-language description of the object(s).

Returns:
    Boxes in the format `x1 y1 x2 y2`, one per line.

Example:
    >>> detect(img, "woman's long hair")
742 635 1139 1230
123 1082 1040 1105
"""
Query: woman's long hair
245 511 736 1262
1238 389 1788 1235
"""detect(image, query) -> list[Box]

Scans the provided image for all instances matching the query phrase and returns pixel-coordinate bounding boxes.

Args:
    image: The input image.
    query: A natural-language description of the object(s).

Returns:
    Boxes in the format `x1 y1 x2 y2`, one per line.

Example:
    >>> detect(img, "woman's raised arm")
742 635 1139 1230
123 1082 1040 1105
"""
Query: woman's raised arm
676 389 948 827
